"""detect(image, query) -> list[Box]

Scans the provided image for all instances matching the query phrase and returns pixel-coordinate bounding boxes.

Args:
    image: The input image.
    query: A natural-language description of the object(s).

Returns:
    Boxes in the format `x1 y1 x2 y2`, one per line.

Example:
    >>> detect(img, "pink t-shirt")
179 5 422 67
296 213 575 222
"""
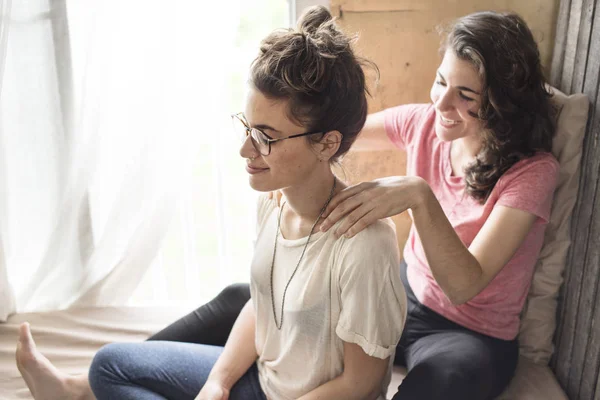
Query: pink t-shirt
384 103 559 340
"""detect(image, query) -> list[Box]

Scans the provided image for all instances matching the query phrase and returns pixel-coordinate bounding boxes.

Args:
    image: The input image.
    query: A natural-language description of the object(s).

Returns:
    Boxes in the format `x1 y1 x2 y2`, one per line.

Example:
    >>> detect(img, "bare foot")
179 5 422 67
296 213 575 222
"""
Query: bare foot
16 322 94 400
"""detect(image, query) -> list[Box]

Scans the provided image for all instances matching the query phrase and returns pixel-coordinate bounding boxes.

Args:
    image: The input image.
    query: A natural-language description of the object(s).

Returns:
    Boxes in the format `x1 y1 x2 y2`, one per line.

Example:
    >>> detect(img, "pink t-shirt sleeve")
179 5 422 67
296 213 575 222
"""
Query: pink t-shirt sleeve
495 154 559 223
384 104 432 150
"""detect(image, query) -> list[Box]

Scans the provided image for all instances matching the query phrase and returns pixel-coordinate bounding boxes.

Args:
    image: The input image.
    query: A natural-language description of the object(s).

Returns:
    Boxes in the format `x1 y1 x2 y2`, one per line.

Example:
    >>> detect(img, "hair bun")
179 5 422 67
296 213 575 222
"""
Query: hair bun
297 5 333 35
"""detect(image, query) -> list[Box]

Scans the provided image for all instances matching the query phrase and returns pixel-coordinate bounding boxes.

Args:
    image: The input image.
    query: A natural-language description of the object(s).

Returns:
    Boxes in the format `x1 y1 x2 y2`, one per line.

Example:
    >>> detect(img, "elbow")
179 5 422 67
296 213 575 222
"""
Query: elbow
340 376 382 400
448 293 470 306
367 388 383 400
445 282 481 305
445 279 483 306
354 387 381 400
445 262 485 306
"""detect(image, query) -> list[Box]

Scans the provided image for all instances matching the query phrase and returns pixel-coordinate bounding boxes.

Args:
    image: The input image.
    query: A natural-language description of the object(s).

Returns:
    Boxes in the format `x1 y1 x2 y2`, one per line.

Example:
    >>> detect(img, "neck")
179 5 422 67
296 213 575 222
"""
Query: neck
281 169 339 223
451 135 483 172
454 135 482 157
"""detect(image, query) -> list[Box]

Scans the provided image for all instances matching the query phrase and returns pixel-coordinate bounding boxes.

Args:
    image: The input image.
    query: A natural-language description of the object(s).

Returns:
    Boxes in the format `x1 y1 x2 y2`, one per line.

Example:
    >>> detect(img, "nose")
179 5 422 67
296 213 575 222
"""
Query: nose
435 87 454 113
239 134 259 160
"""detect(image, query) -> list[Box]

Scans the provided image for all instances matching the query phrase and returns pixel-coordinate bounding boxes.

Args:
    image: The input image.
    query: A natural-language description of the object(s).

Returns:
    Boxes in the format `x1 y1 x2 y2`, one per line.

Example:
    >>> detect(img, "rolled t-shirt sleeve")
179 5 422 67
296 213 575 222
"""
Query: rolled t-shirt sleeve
495 154 559 223
384 103 432 150
334 220 407 359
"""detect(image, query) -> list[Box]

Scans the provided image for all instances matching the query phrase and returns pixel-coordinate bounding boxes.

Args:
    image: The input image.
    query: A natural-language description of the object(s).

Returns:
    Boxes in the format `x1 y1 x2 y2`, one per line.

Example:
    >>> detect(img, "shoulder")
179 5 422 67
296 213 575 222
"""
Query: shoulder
384 103 436 149
335 218 400 273
497 152 559 189
384 103 433 118
344 218 397 246
493 152 559 222
384 103 434 130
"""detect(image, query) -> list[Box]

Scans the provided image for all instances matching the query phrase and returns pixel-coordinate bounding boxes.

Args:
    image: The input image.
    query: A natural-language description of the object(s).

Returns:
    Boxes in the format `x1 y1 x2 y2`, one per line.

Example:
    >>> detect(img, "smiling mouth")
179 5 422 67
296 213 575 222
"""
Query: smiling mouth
246 164 269 175
440 115 461 125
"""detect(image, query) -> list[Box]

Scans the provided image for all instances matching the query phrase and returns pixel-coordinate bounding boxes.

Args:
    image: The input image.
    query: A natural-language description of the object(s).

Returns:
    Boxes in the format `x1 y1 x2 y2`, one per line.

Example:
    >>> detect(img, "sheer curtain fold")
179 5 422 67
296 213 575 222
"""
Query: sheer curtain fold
0 0 13 320
0 0 287 320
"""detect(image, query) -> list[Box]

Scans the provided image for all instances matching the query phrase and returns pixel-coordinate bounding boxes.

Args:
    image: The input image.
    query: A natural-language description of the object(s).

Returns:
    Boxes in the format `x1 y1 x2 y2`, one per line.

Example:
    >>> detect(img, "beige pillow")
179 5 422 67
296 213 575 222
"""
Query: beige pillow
517 87 589 364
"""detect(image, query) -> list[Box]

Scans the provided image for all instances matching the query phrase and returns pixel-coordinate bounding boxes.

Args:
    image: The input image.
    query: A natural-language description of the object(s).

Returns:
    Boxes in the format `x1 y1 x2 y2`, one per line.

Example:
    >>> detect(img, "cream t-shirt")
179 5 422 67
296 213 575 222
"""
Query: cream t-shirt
250 195 407 400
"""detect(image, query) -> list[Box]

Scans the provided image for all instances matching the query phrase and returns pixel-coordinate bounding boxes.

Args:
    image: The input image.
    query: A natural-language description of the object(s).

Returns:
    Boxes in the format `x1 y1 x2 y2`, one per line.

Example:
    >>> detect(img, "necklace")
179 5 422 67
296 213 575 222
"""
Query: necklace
270 178 337 330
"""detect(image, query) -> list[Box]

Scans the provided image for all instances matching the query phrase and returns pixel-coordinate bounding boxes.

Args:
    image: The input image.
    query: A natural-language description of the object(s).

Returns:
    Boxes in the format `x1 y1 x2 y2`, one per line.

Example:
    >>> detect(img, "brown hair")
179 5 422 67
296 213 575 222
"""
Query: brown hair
250 5 377 161
442 11 556 202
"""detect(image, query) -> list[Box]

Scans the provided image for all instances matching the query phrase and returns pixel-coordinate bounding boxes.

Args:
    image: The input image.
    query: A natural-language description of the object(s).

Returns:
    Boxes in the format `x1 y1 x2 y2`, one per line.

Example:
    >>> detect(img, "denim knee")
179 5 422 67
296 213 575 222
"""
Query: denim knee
88 343 126 393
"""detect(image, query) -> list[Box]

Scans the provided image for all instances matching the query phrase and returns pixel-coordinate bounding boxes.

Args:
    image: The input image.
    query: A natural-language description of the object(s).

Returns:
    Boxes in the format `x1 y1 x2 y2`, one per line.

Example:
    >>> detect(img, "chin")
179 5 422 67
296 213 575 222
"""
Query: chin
434 121 464 142
248 176 278 193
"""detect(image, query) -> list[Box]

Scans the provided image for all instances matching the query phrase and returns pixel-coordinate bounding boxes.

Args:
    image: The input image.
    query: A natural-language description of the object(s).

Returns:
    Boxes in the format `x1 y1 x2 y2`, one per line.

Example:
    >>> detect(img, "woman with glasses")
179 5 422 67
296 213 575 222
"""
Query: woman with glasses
16 5 406 400
17 7 559 400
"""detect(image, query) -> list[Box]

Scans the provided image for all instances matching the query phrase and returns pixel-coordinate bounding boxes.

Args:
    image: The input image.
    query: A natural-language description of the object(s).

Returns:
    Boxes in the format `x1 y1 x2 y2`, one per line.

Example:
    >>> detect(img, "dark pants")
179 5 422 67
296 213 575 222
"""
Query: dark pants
148 264 518 400
391 261 519 400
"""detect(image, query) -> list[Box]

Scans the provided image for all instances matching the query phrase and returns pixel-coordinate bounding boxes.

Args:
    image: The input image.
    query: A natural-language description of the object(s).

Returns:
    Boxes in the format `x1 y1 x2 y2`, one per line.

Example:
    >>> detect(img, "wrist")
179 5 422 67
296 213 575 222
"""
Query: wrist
409 176 432 211
206 370 236 390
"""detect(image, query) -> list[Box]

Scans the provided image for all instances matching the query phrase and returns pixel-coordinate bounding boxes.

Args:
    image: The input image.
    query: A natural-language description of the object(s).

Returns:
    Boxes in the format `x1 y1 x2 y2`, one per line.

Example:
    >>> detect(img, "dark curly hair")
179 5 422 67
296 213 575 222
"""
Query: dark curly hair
441 11 556 202
249 5 378 162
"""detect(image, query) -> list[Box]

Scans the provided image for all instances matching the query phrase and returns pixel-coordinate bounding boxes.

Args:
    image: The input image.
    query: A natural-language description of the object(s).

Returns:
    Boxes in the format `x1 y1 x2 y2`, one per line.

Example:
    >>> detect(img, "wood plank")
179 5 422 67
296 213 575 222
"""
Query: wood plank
554 121 592 390
565 32 600 399
335 0 440 13
550 0 573 87
575 11 600 397
332 0 559 73
560 0 584 91
595 367 600 400
569 102 600 399
551 0 576 369
554 3 598 392
551 2 578 372
570 0 596 93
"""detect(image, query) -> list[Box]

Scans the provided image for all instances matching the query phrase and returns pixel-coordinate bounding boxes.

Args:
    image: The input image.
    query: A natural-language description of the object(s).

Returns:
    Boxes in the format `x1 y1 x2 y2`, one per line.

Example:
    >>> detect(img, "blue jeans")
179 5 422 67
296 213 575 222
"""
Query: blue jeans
88 341 266 400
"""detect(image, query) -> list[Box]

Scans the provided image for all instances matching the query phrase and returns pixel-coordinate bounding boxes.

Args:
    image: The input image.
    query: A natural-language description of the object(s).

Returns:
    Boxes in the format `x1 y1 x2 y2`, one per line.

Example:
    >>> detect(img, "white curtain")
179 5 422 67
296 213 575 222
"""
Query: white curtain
0 0 288 321
0 0 14 320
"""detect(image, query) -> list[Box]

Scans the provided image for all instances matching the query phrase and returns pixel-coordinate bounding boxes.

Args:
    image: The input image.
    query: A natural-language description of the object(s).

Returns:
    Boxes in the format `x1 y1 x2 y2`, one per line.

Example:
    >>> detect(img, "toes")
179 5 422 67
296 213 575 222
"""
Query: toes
18 322 35 349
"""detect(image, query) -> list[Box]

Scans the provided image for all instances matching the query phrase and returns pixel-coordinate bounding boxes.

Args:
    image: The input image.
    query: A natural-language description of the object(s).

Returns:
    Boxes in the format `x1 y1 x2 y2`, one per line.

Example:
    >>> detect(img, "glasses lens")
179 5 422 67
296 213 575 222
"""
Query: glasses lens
232 115 249 142
251 128 270 155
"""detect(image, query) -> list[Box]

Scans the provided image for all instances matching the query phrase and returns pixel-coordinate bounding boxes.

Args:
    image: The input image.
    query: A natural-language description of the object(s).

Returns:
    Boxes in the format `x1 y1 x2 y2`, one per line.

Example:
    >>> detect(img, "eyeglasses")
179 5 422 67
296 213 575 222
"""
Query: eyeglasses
232 112 322 156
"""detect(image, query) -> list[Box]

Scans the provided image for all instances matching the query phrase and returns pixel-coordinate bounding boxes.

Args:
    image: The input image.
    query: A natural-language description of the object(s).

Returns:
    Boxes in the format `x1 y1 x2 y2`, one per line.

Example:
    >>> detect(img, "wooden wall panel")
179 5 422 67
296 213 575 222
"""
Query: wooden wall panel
549 1 600 399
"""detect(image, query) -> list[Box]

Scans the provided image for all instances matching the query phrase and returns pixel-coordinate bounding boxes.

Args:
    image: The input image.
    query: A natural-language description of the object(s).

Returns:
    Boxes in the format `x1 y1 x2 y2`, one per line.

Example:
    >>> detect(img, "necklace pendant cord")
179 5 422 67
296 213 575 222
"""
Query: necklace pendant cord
269 178 337 330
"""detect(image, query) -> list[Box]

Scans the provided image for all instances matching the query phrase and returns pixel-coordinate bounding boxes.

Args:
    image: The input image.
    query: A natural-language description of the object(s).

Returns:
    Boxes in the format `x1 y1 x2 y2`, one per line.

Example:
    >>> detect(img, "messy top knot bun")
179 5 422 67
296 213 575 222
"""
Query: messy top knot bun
250 5 377 161
298 4 334 35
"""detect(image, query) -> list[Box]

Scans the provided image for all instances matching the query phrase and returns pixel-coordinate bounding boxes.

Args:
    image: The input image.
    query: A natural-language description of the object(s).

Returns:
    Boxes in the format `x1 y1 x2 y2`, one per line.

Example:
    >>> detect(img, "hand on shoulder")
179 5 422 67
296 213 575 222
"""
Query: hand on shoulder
320 176 428 238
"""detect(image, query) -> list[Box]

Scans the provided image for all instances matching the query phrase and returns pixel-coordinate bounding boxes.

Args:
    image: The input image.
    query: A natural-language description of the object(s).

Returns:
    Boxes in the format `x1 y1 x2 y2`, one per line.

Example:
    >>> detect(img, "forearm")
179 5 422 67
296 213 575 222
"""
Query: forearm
410 179 484 304
298 374 380 400
299 342 387 400
206 300 258 389
351 111 392 152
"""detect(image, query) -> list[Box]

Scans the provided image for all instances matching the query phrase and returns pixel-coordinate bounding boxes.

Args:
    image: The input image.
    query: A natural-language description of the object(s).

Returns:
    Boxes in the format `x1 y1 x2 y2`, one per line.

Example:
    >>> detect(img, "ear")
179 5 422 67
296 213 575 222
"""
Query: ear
315 130 342 161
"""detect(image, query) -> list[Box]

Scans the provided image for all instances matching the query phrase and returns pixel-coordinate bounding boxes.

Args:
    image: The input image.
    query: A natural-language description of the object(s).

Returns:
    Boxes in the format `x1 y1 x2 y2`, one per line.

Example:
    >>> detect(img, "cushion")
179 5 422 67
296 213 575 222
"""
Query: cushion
386 357 568 399
517 87 589 364
0 306 189 399
1 306 569 399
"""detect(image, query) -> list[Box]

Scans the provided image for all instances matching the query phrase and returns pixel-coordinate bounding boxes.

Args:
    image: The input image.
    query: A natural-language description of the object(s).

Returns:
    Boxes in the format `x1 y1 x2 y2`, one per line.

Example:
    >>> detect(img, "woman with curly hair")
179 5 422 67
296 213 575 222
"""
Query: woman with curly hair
319 10 558 400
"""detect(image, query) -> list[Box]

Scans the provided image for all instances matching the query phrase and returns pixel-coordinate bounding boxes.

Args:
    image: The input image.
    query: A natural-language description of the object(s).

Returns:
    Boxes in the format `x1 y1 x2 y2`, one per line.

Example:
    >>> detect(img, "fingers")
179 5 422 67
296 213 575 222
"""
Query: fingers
323 182 369 218
321 194 364 232
333 204 376 238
